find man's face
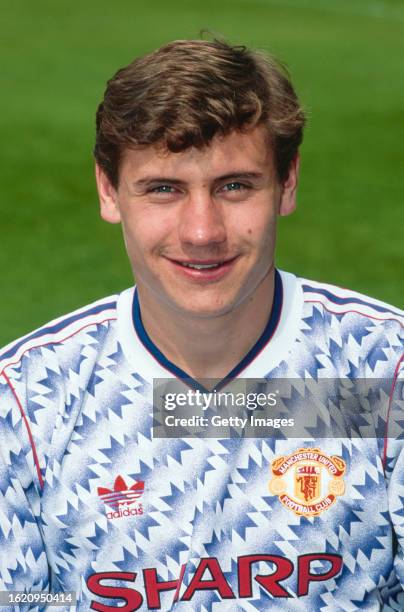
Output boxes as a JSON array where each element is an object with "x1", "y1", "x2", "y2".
[{"x1": 96, "y1": 126, "x2": 298, "y2": 319}]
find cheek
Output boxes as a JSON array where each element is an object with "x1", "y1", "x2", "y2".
[
  {"x1": 122, "y1": 212, "x2": 170, "y2": 251},
  {"x1": 232, "y1": 194, "x2": 278, "y2": 236},
  {"x1": 237, "y1": 209, "x2": 276, "y2": 246}
]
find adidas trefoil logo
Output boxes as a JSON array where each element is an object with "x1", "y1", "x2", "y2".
[{"x1": 98, "y1": 475, "x2": 144, "y2": 520}]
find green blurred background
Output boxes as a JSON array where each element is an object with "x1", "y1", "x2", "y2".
[{"x1": 1, "y1": 0, "x2": 403, "y2": 345}]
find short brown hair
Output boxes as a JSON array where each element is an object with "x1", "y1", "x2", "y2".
[{"x1": 94, "y1": 39, "x2": 306, "y2": 187}]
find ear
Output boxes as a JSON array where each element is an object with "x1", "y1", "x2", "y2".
[
  {"x1": 95, "y1": 164, "x2": 122, "y2": 224},
  {"x1": 279, "y1": 154, "x2": 300, "y2": 217}
]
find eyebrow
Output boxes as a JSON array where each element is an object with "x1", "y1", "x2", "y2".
[
  {"x1": 215, "y1": 172, "x2": 264, "y2": 182},
  {"x1": 133, "y1": 172, "x2": 264, "y2": 189}
]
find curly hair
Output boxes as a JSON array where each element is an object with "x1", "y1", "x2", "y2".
[{"x1": 94, "y1": 39, "x2": 306, "y2": 187}]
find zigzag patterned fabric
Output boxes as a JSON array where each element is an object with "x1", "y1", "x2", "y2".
[{"x1": 0, "y1": 270, "x2": 403, "y2": 611}]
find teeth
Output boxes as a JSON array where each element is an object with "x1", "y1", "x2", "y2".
[{"x1": 181, "y1": 262, "x2": 221, "y2": 269}]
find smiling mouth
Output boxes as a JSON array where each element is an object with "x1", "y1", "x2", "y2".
[
  {"x1": 164, "y1": 256, "x2": 239, "y2": 279},
  {"x1": 170, "y1": 257, "x2": 237, "y2": 269},
  {"x1": 180, "y1": 262, "x2": 222, "y2": 270}
]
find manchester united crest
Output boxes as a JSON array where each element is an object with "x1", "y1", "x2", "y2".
[{"x1": 268, "y1": 448, "x2": 346, "y2": 516}]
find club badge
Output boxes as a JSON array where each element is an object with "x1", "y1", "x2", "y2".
[{"x1": 268, "y1": 448, "x2": 346, "y2": 516}]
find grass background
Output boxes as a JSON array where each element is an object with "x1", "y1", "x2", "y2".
[{"x1": 1, "y1": 0, "x2": 403, "y2": 345}]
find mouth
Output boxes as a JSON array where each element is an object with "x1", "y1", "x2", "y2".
[
  {"x1": 179, "y1": 261, "x2": 224, "y2": 270},
  {"x1": 166, "y1": 256, "x2": 239, "y2": 281}
]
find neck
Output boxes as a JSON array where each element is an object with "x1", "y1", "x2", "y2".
[{"x1": 136, "y1": 269, "x2": 277, "y2": 379}]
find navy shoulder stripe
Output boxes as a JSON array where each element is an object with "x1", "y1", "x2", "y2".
[
  {"x1": 302, "y1": 284, "x2": 403, "y2": 319},
  {"x1": 0, "y1": 300, "x2": 117, "y2": 362}
]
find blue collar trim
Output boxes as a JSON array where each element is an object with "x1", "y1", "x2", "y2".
[{"x1": 132, "y1": 269, "x2": 283, "y2": 390}]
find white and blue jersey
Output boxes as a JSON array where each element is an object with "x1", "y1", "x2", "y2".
[{"x1": 0, "y1": 270, "x2": 403, "y2": 611}]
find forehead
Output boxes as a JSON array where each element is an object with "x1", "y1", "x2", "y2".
[{"x1": 119, "y1": 126, "x2": 274, "y2": 183}]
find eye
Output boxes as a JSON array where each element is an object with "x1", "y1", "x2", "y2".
[
  {"x1": 150, "y1": 185, "x2": 176, "y2": 193},
  {"x1": 222, "y1": 182, "x2": 245, "y2": 191},
  {"x1": 219, "y1": 181, "x2": 252, "y2": 199}
]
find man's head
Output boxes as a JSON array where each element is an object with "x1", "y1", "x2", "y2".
[
  {"x1": 95, "y1": 40, "x2": 305, "y2": 322},
  {"x1": 94, "y1": 38, "x2": 305, "y2": 189}
]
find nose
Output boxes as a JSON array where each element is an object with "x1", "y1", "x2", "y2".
[{"x1": 178, "y1": 190, "x2": 227, "y2": 248}]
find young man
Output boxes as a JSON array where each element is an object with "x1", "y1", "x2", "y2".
[{"x1": 0, "y1": 39, "x2": 403, "y2": 610}]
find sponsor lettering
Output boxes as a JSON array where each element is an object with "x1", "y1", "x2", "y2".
[{"x1": 87, "y1": 553, "x2": 342, "y2": 609}]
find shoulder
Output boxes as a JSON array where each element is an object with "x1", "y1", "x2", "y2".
[
  {"x1": 298, "y1": 275, "x2": 404, "y2": 328},
  {"x1": 0, "y1": 293, "x2": 120, "y2": 376},
  {"x1": 288, "y1": 273, "x2": 403, "y2": 377}
]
